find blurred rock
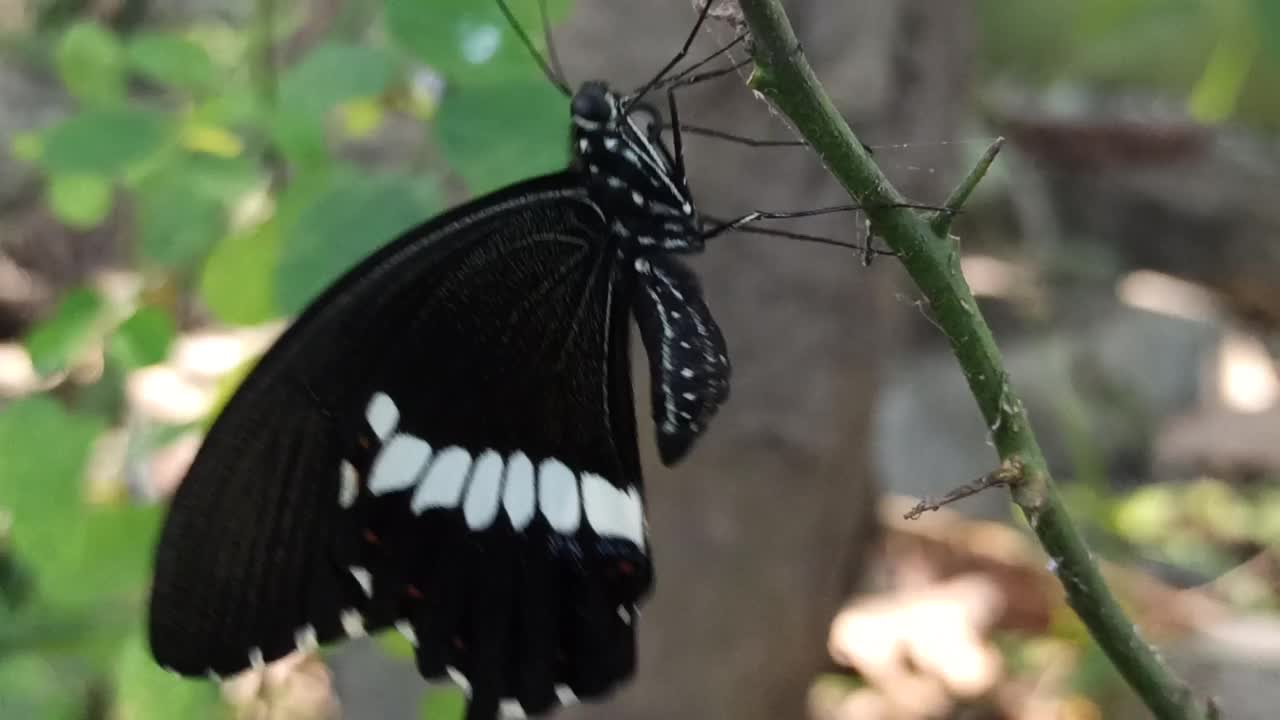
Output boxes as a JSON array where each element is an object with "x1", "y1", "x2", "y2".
[{"x1": 876, "y1": 305, "x2": 1218, "y2": 519}]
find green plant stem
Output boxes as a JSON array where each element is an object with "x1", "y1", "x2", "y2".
[{"x1": 734, "y1": 2, "x2": 1210, "y2": 719}]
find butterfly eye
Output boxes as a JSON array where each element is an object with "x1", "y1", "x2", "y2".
[{"x1": 571, "y1": 82, "x2": 615, "y2": 123}]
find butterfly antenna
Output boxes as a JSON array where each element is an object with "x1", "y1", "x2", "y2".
[
  {"x1": 662, "y1": 123, "x2": 806, "y2": 147},
  {"x1": 537, "y1": 0, "x2": 570, "y2": 91},
  {"x1": 627, "y1": 0, "x2": 718, "y2": 107},
  {"x1": 496, "y1": 0, "x2": 571, "y2": 96},
  {"x1": 701, "y1": 213, "x2": 895, "y2": 256}
]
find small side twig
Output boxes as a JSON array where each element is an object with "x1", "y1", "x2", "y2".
[
  {"x1": 903, "y1": 458, "x2": 1024, "y2": 520},
  {"x1": 929, "y1": 137, "x2": 1004, "y2": 238}
]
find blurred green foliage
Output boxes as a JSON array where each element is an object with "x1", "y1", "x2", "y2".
[
  {"x1": 979, "y1": 0, "x2": 1280, "y2": 126},
  {"x1": 3, "y1": 1, "x2": 571, "y2": 718}
]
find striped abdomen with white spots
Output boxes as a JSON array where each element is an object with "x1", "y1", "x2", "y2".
[{"x1": 348, "y1": 391, "x2": 646, "y2": 548}]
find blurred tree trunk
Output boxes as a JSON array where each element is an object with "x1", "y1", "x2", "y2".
[{"x1": 552, "y1": 2, "x2": 974, "y2": 718}]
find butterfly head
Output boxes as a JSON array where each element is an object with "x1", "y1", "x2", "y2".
[{"x1": 570, "y1": 81, "x2": 703, "y2": 255}]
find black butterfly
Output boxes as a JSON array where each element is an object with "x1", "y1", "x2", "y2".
[{"x1": 149, "y1": 3, "x2": 743, "y2": 719}]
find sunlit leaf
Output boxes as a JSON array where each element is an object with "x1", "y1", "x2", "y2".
[
  {"x1": 435, "y1": 79, "x2": 566, "y2": 193},
  {"x1": 55, "y1": 21, "x2": 125, "y2": 105},
  {"x1": 200, "y1": 220, "x2": 281, "y2": 326},
  {"x1": 180, "y1": 123, "x2": 245, "y2": 158},
  {"x1": 110, "y1": 306, "x2": 176, "y2": 369},
  {"x1": 24, "y1": 288, "x2": 108, "y2": 376},
  {"x1": 47, "y1": 173, "x2": 113, "y2": 230},
  {"x1": 275, "y1": 172, "x2": 437, "y2": 313},
  {"x1": 127, "y1": 32, "x2": 217, "y2": 92},
  {"x1": 41, "y1": 108, "x2": 171, "y2": 176}
]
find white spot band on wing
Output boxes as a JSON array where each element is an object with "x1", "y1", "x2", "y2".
[
  {"x1": 462, "y1": 450, "x2": 504, "y2": 529},
  {"x1": 368, "y1": 434, "x2": 432, "y2": 495},
  {"x1": 580, "y1": 473, "x2": 645, "y2": 546},
  {"x1": 538, "y1": 458, "x2": 581, "y2": 533},
  {"x1": 411, "y1": 446, "x2": 473, "y2": 513},
  {"x1": 365, "y1": 392, "x2": 399, "y2": 440},
  {"x1": 503, "y1": 451, "x2": 537, "y2": 530}
]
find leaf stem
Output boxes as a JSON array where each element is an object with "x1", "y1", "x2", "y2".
[{"x1": 733, "y1": 2, "x2": 1212, "y2": 718}]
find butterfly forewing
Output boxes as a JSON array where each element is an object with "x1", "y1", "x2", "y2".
[{"x1": 149, "y1": 175, "x2": 651, "y2": 713}]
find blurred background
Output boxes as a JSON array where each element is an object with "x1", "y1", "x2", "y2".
[{"x1": 1, "y1": 0, "x2": 1278, "y2": 718}]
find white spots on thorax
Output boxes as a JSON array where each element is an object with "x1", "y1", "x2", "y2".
[
  {"x1": 410, "y1": 445, "x2": 472, "y2": 513},
  {"x1": 538, "y1": 458, "x2": 581, "y2": 533},
  {"x1": 578, "y1": 137, "x2": 590, "y2": 153},
  {"x1": 295, "y1": 624, "x2": 319, "y2": 652},
  {"x1": 338, "y1": 460, "x2": 359, "y2": 508},
  {"x1": 369, "y1": 434, "x2": 432, "y2": 495},
  {"x1": 340, "y1": 608, "x2": 366, "y2": 638},
  {"x1": 349, "y1": 565, "x2": 373, "y2": 598},
  {"x1": 634, "y1": 258, "x2": 651, "y2": 273},
  {"x1": 462, "y1": 450, "x2": 504, "y2": 530},
  {"x1": 365, "y1": 392, "x2": 399, "y2": 440},
  {"x1": 604, "y1": 137, "x2": 619, "y2": 151},
  {"x1": 587, "y1": 163, "x2": 600, "y2": 174}
]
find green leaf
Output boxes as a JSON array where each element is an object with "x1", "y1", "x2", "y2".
[
  {"x1": 280, "y1": 43, "x2": 397, "y2": 116},
  {"x1": 127, "y1": 33, "x2": 217, "y2": 92},
  {"x1": 55, "y1": 21, "x2": 125, "y2": 105},
  {"x1": 0, "y1": 653, "x2": 86, "y2": 720},
  {"x1": 435, "y1": 79, "x2": 566, "y2": 193},
  {"x1": 41, "y1": 108, "x2": 171, "y2": 176},
  {"x1": 200, "y1": 220, "x2": 282, "y2": 325},
  {"x1": 1256, "y1": 0, "x2": 1280, "y2": 60},
  {"x1": 269, "y1": 110, "x2": 332, "y2": 173},
  {"x1": 47, "y1": 173, "x2": 113, "y2": 230},
  {"x1": 275, "y1": 172, "x2": 438, "y2": 314},
  {"x1": 420, "y1": 686, "x2": 467, "y2": 720},
  {"x1": 0, "y1": 397, "x2": 105, "y2": 599},
  {"x1": 112, "y1": 630, "x2": 225, "y2": 720},
  {"x1": 134, "y1": 178, "x2": 227, "y2": 269},
  {"x1": 69, "y1": 503, "x2": 165, "y2": 610},
  {"x1": 24, "y1": 288, "x2": 108, "y2": 376},
  {"x1": 110, "y1": 306, "x2": 176, "y2": 369},
  {"x1": 385, "y1": 0, "x2": 572, "y2": 83},
  {"x1": 376, "y1": 626, "x2": 416, "y2": 660}
]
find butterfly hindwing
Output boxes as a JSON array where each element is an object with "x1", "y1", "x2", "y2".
[
  {"x1": 633, "y1": 254, "x2": 731, "y2": 465},
  {"x1": 149, "y1": 174, "x2": 652, "y2": 714}
]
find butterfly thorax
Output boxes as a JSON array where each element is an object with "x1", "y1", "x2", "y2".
[{"x1": 569, "y1": 81, "x2": 703, "y2": 255}]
